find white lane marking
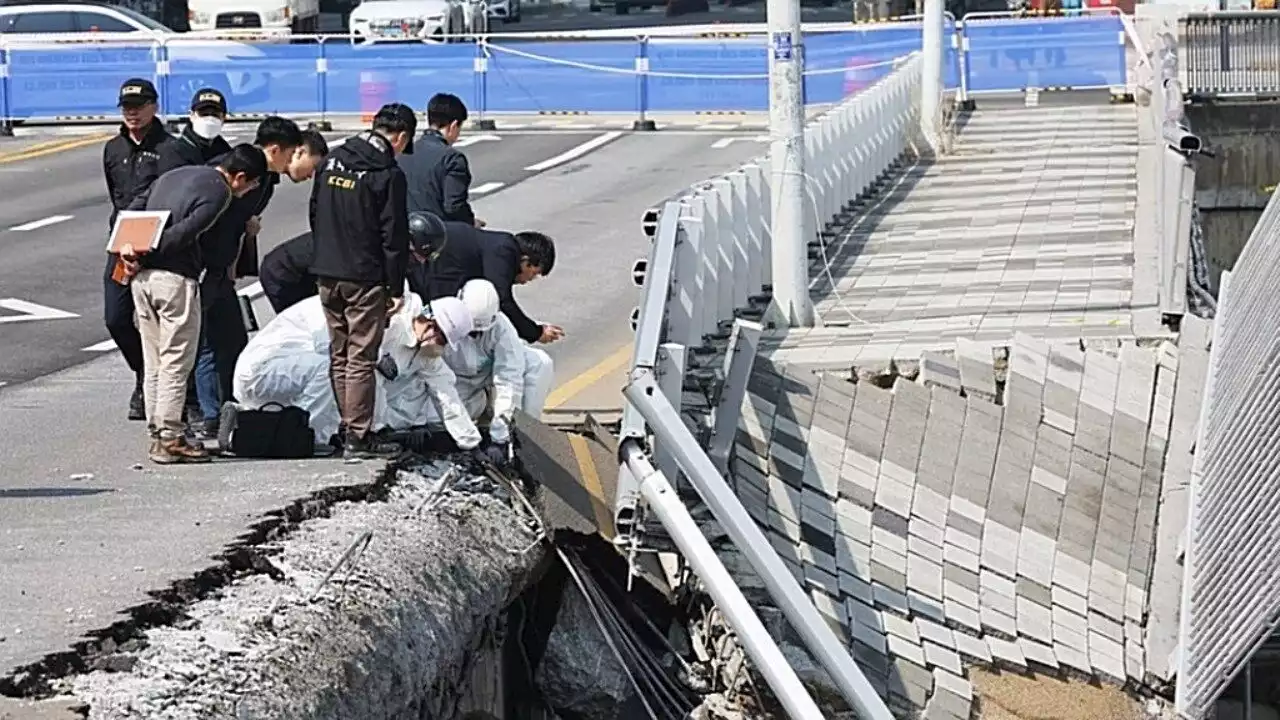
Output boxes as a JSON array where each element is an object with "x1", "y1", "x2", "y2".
[
  {"x1": 472, "y1": 181, "x2": 505, "y2": 195},
  {"x1": 0, "y1": 298, "x2": 78, "y2": 324},
  {"x1": 711, "y1": 135, "x2": 770, "y2": 149},
  {"x1": 697, "y1": 123, "x2": 740, "y2": 130},
  {"x1": 524, "y1": 131, "x2": 623, "y2": 172},
  {"x1": 454, "y1": 134, "x2": 500, "y2": 147},
  {"x1": 9, "y1": 215, "x2": 73, "y2": 232},
  {"x1": 82, "y1": 340, "x2": 116, "y2": 352},
  {"x1": 711, "y1": 138, "x2": 735, "y2": 149}
]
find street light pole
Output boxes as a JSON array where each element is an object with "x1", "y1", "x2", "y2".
[
  {"x1": 921, "y1": 0, "x2": 945, "y2": 150},
  {"x1": 766, "y1": 0, "x2": 815, "y2": 327}
]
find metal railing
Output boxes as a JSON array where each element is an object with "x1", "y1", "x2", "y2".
[
  {"x1": 1182, "y1": 11, "x2": 1280, "y2": 98},
  {"x1": 1176, "y1": 171, "x2": 1280, "y2": 720},
  {"x1": 0, "y1": 13, "x2": 1127, "y2": 130}
]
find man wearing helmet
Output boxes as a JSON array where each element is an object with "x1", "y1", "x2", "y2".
[{"x1": 440, "y1": 279, "x2": 527, "y2": 466}]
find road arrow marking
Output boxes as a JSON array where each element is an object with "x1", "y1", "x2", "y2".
[{"x1": 0, "y1": 298, "x2": 77, "y2": 324}]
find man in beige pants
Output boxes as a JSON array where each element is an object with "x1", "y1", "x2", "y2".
[{"x1": 124, "y1": 145, "x2": 269, "y2": 464}]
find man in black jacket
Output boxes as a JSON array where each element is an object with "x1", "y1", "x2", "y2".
[
  {"x1": 308, "y1": 103, "x2": 414, "y2": 459},
  {"x1": 156, "y1": 88, "x2": 231, "y2": 176},
  {"x1": 120, "y1": 145, "x2": 268, "y2": 464},
  {"x1": 409, "y1": 221, "x2": 559, "y2": 345},
  {"x1": 103, "y1": 78, "x2": 171, "y2": 421},
  {"x1": 399, "y1": 93, "x2": 483, "y2": 227}
]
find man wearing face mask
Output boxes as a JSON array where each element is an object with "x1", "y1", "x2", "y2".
[
  {"x1": 187, "y1": 123, "x2": 321, "y2": 442},
  {"x1": 119, "y1": 145, "x2": 268, "y2": 464},
  {"x1": 309, "y1": 103, "x2": 414, "y2": 459},
  {"x1": 156, "y1": 88, "x2": 231, "y2": 176},
  {"x1": 103, "y1": 78, "x2": 169, "y2": 422}
]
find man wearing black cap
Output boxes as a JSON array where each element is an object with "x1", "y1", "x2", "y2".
[
  {"x1": 103, "y1": 77, "x2": 172, "y2": 422},
  {"x1": 156, "y1": 88, "x2": 231, "y2": 175},
  {"x1": 308, "y1": 102, "x2": 415, "y2": 458}
]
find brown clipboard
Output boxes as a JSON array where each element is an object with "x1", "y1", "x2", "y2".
[{"x1": 107, "y1": 211, "x2": 169, "y2": 285}]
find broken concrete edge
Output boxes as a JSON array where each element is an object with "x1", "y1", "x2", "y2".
[
  {"x1": 0, "y1": 457, "x2": 397, "y2": 699},
  {"x1": 63, "y1": 462, "x2": 551, "y2": 718}
]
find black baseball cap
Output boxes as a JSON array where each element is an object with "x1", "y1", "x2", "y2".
[
  {"x1": 118, "y1": 78, "x2": 158, "y2": 107},
  {"x1": 372, "y1": 103, "x2": 417, "y2": 155},
  {"x1": 190, "y1": 88, "x2": 227, "y2": 115}
]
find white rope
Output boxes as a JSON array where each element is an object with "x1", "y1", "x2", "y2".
[{"x1": 482, "y1": 41, "x2": 904, "y2": 81}]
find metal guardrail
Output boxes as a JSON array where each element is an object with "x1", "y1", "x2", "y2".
[
  {"x1": 0, "y1": 14, "x2": 1126, "y2": 129},
  {"x1": 1176, "y1": 177, "x2": 1280, "y2": 720},
  {"x1": 1182, "y1": 11, "x2": 1280, "y2": 97}
]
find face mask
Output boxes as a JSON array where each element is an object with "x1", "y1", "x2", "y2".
[{"x1": 189, "y1": 115, "x2": 223, "y2": 140}]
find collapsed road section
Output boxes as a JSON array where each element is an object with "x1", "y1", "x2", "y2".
[{"x1": 0, "y1": 417, "x2": 776, "y2": 720}]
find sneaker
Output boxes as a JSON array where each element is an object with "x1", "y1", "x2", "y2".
[
  {"x1": 128, "y1": 379, "x2": 146, "y2": 422},
  {"x1": 343, "y1": 435, "x2": 402, "y2": 460},
  {"x1": 188, "y1": 418, "x2": 220, "y2": 444},
  {"x1": 149, "y1": 436, "x2": 211, "y2": 464},
  {"x1": 217, "y1": 402, "x2": 239, "y2": 451}
]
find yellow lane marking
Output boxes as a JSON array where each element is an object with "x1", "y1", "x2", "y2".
[
  {"x1": 0, "y1": 133, "x2": 113, "y2": 165},
  {"x1": 544, "y1": 342, "x2": 633, "y2": 409},
  {"x1": 567, "y1": 432, "x2": 616, "y2": 540}
]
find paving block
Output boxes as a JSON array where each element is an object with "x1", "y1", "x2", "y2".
[
  {"x1": 883, "y1": 610, "x2": 921, "y2": 643},
  {"x1": 872, "y1": 537, "x2": 910, "y2": 575},
  {"x1": 950, "y1": 493, "x2": 987, "y2": 526},
  {"x1": 835, "y1": 533, "x2": 872, "y2": 580},
  {"x1": 1089, "y1": 630, "x2": 1126, "y2": 682},
  {"x1": 944, "y1": 577, "x2": 980, "y2": 612},
  {"x1": 1052, "y1": 605, "x2": 1089, "y2": 640},
  {"x1": 911, "y1": 516, "x2": 947, "y2": 551},
  {"x1": 1015, "y1": 577, "x2": 1054, "y2": 610},
  {"x1": 945, "y1": 598, "x2": 982, "y2": 633},
  {"x1": 872, "y1": 561, "x2": 909, "y2": 595},
  {"x1": 810, "y1": 586, "x2": 845, "y2": 626},
  {"x1": 944, "y1": 525, "x2": 982, "y2": 556},
  {"x1": 907, "y1": 551, "x2": 945, "y2": 602},
  {"x1": 1054, "y1": 642, "x2": 1093, "y2": 674},
  {"x1": 873, "y1": 523, "x2": 910, "y2": 558},
  {"x1": 875, "y1": 583, "x2": 911, "y2": 615},
  {"x1": 956, "y1": 337, "x2": 999, "y2": 397},
  {"x1": 944, "y1": 544, "x2": 982, "y2": 575},
  {"x1": 913, "y1": 484, "x2": 950, "y2": 530},
  {"x1": 921, "y1": 351, "x2": 963, "y2": 393},
  {"x1": 953, "y1": 629, "x2": 993, "y2": 663},
  {"x1": 980, "y1": 605, "x2": 1018, "y2": 638},
  {"x1": 980, "y1": 569, "x2": 1018, "y2": 617},
  {"x1": 875, "y1": 474, "x2": 916, "y2": 520},
  {"x1": 980, "y1": 521, "x2": 1020, "y2": 579},
  {"x1": 1020, "y1": 638, "x2": 1060, "y2": 670},
  {"x1": 1088, "y1": 610, "x2": 1124, "y2": 644},
  {"x1": 849, "y1": 596, "x2": 885, "y2": 631},
  {"x1": 802, "y1": 455, "x2": 842, "y2": 499},
  {"x1": 839, "y1": 571, "x2": 875, "y2": 606},
  {"x1": 1053, "y1": 552, "x2": 1091, "y2": 592},
  {"x1": 851, "y1": 637, "x2": 890, "y2": 678},
  {"x1": 916, "y1": 616, "x2": 956, "y2": 649},
  {"x1": 910, "y1": 590, "x2": 947, "y2": 623},
  {"x1": 924, "y1": 641, "x2": 964, "y2": 675},
  {"x1": 1016, "y1": 595, "x2": 1054, "y2": 644},
  {"x1": 836, "y1": 498, "x2": 873, "y2": 542},
  {"x1": 1017, "y1": 527, "x2": 1057, "y2": 588},
  {"x1": 883, "y1": 377, "x2": 931, "y2": 476},
  {"x1": 887, "y1": 633, "x2": 928, "y2": 668},
  {"x1": 988, "y1": 636, "x2": 1028, "y2": 667}
]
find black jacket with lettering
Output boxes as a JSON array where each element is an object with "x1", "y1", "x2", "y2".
[
  {"x1": 398, "y1": 129, "x2": 476, "y2": 226},
  {"x1": 156, "y1": 126, "x2": 231, "y2": 176},
  {"x1": 408, "y1": 221, "x2": 541, "y2": 343},
  {"x1": 128, "y1": 165, "x2": 234, "y2": 280},
  {"x1": 103, "y1": 120, "x2": 172, "y2": 233},
  {"x1": 308, "y1": 132, "x2": 409, "y2": 297}
]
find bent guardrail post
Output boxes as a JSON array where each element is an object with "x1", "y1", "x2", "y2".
[
  {"x1": 618, "y1": 202, "x2": 683, "y2": 543},
  {"x1": 619, "y1": 440, "x2": 826, "y2": 720},
  {"x1": 623, "y1": 370, "x2": 895, "y2": 720},
  {"x1": 653, "y1": 343, "x2": 687, "y2": 489},
  {"x1": 707, "y1": 319, "x2": 763, "y2": 476}
]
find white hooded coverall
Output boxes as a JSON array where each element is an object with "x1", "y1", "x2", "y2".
[
  {"x1": 232, "y1": 292, "x2": 482, "y2": 449},
  {"x1": 441, "y1": 312, "x2": 525, "y2": 443}
]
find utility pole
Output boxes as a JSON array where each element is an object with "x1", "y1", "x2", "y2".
[
  {"x1": 766, "y1": 0, "x2": 815, "y2": 327},
  {"x1": 920, "y1": 0, "x2": 945, "y2": 151}
]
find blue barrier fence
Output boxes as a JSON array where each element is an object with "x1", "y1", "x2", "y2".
[{"x1": 0, "y1": 15, "x2": 1124, "y2": 122}]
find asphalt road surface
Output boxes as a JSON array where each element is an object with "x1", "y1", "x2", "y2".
[
  {"x1": 0, "y1": 123, "x2": 769, "y2": 674},
  {"x1": 512, "y1": 1, "x2": 854, "y2": 32},
  {"x1": 0, "y1": 125, "x2": 769, "y2": 387}
]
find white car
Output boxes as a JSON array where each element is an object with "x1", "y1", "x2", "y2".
[
  {"x1": 348, "y1": 0, "x2": 482, "y2": 42},
  {"x1": 0, "y1": 3, "x2": 271, "y2": 120}
]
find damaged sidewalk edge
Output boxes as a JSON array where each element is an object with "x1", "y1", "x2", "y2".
[{"x1": 1, "y1": 457, "x2": 415, "y2": 700}]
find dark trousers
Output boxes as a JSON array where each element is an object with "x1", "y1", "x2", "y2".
[
  {"x1": 317, "y1": 279, "x2": 388, "y2": 441},
  {"x1": 192, "y1": 282, "x2": 249, "y2": 421},
  {"x1": 102, "y1": 253, "x2": 144, "y2": 376}
]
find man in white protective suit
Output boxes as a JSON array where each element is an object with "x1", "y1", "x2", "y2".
[
  {"x1": 434, "y1": 279, "x2": 530, "y2": 466},
  {"x1": 230, "y1": 289, "x2": 483, "y2": 457}
]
